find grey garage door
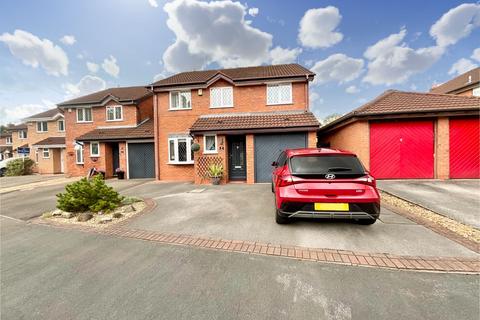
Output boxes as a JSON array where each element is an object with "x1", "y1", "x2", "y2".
[
  {"x1": 128, "y1": 143, "x2": 155, "y2": 179},
  {"x1": 254, "y1": 133, "x2": 306, "y2": 183}
]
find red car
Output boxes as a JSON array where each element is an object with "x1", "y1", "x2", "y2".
[{"x1": 272, "y1": 148, "x2": 380, "y2": 225}]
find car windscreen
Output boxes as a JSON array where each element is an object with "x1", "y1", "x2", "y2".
[{"x1": 289, "y1": 155, "x2": 366, "y2": 177}]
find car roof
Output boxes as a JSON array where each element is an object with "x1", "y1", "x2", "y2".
[{"x1": 285, "y1": 148, "x2": 356, "y2": 157}]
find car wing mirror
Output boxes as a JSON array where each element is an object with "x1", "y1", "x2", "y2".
[{"x1": 271, "y1": 161, "x2": 278, "y2": 167}]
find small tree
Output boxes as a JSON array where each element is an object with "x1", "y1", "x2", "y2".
[
  {"x1": 6, "y1": 158, "x2": 35, "y2": 176},
  {"x1": 56, "y1": 175, "x2": 123, "y2": 213}
]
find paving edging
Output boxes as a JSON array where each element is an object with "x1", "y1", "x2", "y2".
[{"x1": 29, "y1": 198, "x2": 479, "y2": 274}]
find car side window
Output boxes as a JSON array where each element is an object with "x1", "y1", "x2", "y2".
[{"x1": 277, "y1": 152, "x2": 287, "y2": 167}]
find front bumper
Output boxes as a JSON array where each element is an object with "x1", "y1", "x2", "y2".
[{"x1": 278, "y1": 202, "x2": 380, "y2": 220}]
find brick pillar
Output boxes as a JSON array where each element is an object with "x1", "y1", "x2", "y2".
[
  {"x1": 246, "y1": 134, "x2": 255, "y2": 184},
  {"x1": 307, "y1": 131, "x2": 317, "y2": 148},
  {"x1": 436, "y1": 117, "x2": 450, "y2": 179}
]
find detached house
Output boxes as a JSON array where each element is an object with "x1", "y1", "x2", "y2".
[
  {"x1": 150, "y1": 64, "x2": 319, "y2": 184},
  {"x1": 22, "y1": 108, "x2": 66, "y2": 174},
  {"x1": 57, "y1": 87, "x2": 153, "y2": 179}
]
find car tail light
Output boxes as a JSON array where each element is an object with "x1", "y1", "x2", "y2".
[
  {"x1": 357, "y1": 174, "x2": 376, "y2": 187},
  {"x1": 278, "y1": 174, "x2": 294, "y2": 187}
]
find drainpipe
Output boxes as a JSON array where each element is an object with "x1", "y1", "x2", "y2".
[{"x1": 151, "y1": 86, "x2": 160, "y2": 180}]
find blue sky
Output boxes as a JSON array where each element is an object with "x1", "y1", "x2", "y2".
[{"x1": 0, "y1": 0, "x2": 479, "y2": 125}]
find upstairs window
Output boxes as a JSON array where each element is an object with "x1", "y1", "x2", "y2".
[
  {"x1": 106, "y1": 105, "x2": 123, "y2": 121},
  {"x1": 77, "y1": 108, "x2": 92, "y2": 123},
  {"x1": 210, "y1": 87, "x2": 233, "y2": 108},
  {"x1": 170, "y1": 91, "x2": 191, "y2": 110},
  {"x1": 37, "y1": 121, "x2": 48, "y2": 132},
  {"x1": 267, "y1": 83, "x2": 292, "y2": 105},
  {"x1": 473, "y1": 87, "x2": 480, "y2": 97},
  {"x1": 168, "y1": 136, "x2": 194, "y2": 164},
  {"x1": 57, "y1": 119, "x2": 65, "y2": 132},
  {"x1": 6, "y1": 136, "x2": 12, "y2": 144},
  {"x1": 18, "y1": 130, "x2": 27, "y2": 139}
]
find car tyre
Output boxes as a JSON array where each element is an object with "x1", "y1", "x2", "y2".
[
  {"x1": 357, "y1": 218, "x2": 377, "y2": 225},
  {"x1": 275, "y1": 210, "x2": 291, "y2": 224},
  {"x1": 271, "y1": 182, "x2": 275, "y2": 193}
]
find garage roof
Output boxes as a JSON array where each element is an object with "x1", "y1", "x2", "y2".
[
  {"x1": 76, "y1": 119, "x2": 154, "y2": 141},
  {"x1": 190, "y1": 111, "x2": 319, "y2": 134},
  {"x1": 320, "y1": 90, "x2": 480, "y2": 132}
]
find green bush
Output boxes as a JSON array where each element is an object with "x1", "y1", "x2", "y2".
[
  {"x1": 5, "y1": 158, "x2": 35, "y2": 176},
  {"x1": 56, "y1": 175, "x2": 124, "y2": 213}
]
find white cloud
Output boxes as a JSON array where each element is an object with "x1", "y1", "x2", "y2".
[
  {"x1": 0, "y1": 103, "x2": 51, "y2": 125},
  {"x1": 309, "y1": 92, "x2": 323, "y2": 105},
  {"x1": 448, "y1": 58, "x2": 478, "y2": 76},
  {"x1": 86, "y1": 61, "x2": 99, "y2": 73},
  {"x1": 471, "y1": 48, "x2": 480, "y2": 62},
  {"x1": 77, "y1": 53, "x2": 84, "y2": 60},
  {"x1": 162, "y1": 0, "x2": 272, "y2": 72},
  {"x1": 63, "y1": 75, "x2": 106, "y2": 99},
  {"x1": 298, "y1": 6, "x2": 343, "y2": 48},
  {"x1": 311, "y1": 53, "x2": 364, "y2": 85},
  {"x1": 248, "y1": 7, "x2": 259, "y2": 17},
  {"x1": 102, "y1": 55, "x2": 120, "y2": 77},
  {"x1": 153, "y1": 70, "x2": 171, "y2": 82},
  {"x1": 363, "y1": 28, "x2": 444, "y2": 85},
  {"x1": 60, "y1": 35, "x2": 76, "y2": 45},
  {"x1": 148, "y1": 0, "x2": 158, "y2": 8},
  {"x1": 345, "y1": 85, "x2": 359, "y2": 94},
  {"x1": 0, "y1": 29, "x2": 68, "y2": 76},
  {"x1": 430, "y1": 3, "x2": 480, "y2": 47},
  {"x1": 269, "y1": 46, "x2": 302, "y2": 65}
]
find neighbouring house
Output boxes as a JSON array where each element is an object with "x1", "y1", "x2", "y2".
[
  {"x1": 23, "y1": 108, "x2": 66, "y2": 174},
  {"x1": 0, "y1": 132, "x2": 13, "y2": 160},
  {"x1": 318, "y1": 90, "x2": 480, "y2": 179},
  {"x1": 150, "y1": 63, "x2": 319, "y2": 184},
  {"x1": 5, "y1": 123, "x2": 29, "y2": 157},
  {"x1": 430, "y1": 67, "x2": 480, "y2": 96},
  {"x1": 57, "y1": 87, "x2": 153, "y2": 179}
]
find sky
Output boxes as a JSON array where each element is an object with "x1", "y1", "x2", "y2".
[{"x1": 0, "y1": 0, "x2": 479, "y2": 125}]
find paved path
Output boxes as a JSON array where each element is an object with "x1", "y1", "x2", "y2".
[
  {"x1": 378, "y1": 180, "x2": 480, "y2": 228},
  {"x1": 1, "y1": 217, "x2": 478, "y2": 320}
]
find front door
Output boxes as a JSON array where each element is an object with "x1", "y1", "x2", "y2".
[
  {"x1": 111, "y1": 143, "x2": 120, "y2": 175},
  {"x1": 228, "y1": 136, "x2": 246, "y2": 180}
]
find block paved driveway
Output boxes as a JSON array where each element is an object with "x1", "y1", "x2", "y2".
[{"x1": 124, "y1": 182, "x2": 478, "y2": 258}]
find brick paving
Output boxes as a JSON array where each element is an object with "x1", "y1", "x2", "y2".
[{"x1": 30, "y1": 198, "x2": 479, "y2": 274}]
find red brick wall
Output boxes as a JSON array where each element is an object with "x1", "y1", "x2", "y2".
[
  {"x1": 435, "y1": 117, "x2": 449, "y2": 179},
  {"x1": 156, "y1": 79, "x2": 309, "y2": 181}
]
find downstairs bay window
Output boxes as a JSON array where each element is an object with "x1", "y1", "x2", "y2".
[{"x1": 168, "y1": 136, "x2": 194, "y2": 164}]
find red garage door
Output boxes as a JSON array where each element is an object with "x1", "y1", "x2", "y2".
[
  {"x1": 449, "y1": 118, "x2": 480, "y2": 179},
  {"x1": 370, "y1": 121, "x2": 434, "y2": 179}
]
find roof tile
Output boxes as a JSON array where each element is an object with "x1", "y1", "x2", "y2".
[
  {"x1": 430, "y1": 67, "x2": 480, "y2": 94},
  {"x1": 76, "y1": 119, "x2": 154, "y2": 141},
  {"x1": 32, "y1": 137, "x2": 66, "y2": 146},
  {"x1": 58, "y1": 86, "x2": 152, "y2": 106}
]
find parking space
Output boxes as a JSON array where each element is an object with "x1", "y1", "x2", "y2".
[
  {"x1": 126, "y1": 183, "x2": 477, "y2": 258},
  {"x1": 378, "y1": 180, "x2": 480, "y2": 228}
]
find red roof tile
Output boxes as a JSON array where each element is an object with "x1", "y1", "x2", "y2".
[
  {"x1": 58, "y1": 86, "x2": 152, "y2": 106},
  {"x1": 32, "y1": 137, "x2": 66, "y2": 147},
  {"x1": 190, "y1": 111, "x2": 319, "y2": 133},
  {"x1": 76, "y1": 119, "x2": 154, "y2": 141},
  {"x1": 24, "y1": 108, "x2": 63, "y2": 120}
]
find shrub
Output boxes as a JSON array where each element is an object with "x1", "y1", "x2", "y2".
[
  {"x1": 56, "y1": 175, "x2": 124, "y2": 213},
  {"x1": 6, "y1": 158, "x2": 35, "y2": 176},
  {"x1": 121, "y1": 196, "x2": 142, "y2": 205},
  {"x1": 207, "y1": 163, "x2": 223, "y2": 178}
]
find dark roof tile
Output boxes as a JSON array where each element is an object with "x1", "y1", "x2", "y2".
[
  {"x1": 430, "y1": 67, "x2": 480, "y2": 94},
  {"x1": 32, "y1": 137, "x2": 66, "y2": 146},
  {"x1": 58, "y1": 86, "x2": 152, "y2": 106},
  {"x1": 76, "y1": 119, "x2": 154, "y2": 141}
]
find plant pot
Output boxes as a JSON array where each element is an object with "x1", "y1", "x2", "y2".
[
  {"x1": 211, "y1": 176, "x2": 221, "y2": 185},
  {"x1": 117, "y1": 171, "x2": 125, "y2": 179}
]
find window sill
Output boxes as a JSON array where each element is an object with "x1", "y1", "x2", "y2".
[
  {"x1": 168, "y1": 161, "x2": 194, "y2": 165},
  {"x1": 203, "y1": 151, "x2": 218, "y2": 154},
  {"x1": 266, "y1": 102, "x2": 293, "y2": 106},
  {"x1": 90, "y1": 155, "x2": 100, "y2": 158},
  {"x1": 106, "y1": 119, "x2": 123, "y2": 122},
  {"x1": 76, "y1": 162, "x2": 84, "y2": 165},
  {"x1": 77, "y1": 121, "x2": 93, "y2": 123},
  {"x1": 210, "y1": 106, "x2": 233, "y2": 109},
  {"x1": 168, "y1": 108, "x2": 192, "y2": 111}
]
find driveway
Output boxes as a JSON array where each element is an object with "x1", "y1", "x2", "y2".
[
  {"x1": 1, "y1": 217, "x2": 478, "y2": 320},
  {"x1": 126, "y1": 183, "x2": 477, "y2": 258},
  {"x1": 378, "y1": 180, "x2": 480, "y2": 228},
  {"x1": 0, "y1": 174, "x2": 65, "y2": 188}
]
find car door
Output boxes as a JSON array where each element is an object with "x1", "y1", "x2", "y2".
[{"x1": 272, "y1": 151, "x2": 287, "y2": 186}]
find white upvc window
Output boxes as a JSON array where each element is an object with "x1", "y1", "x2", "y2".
[
  {"x1": 168, "y1": 136, "x2": 194, "y2": 164},
  {"x1": 90, "y1": 141, "x2": 100, "y2": 157},
  {"x1": 37, "y1": 121, "x2": 48, "y2": 132},
  {"x1": 267, "y1": 83, "x2": 292, "y2": 105},
  {"x1": 210, "y1": 87, "x2": 233, "y2": 108},
  {"x1": 106, "y1": 105, "x2": 123, "y2": 121},
  {"x1": 473, "y1": 87, "x2": 480, "y2": 97},
  {"x1": 42, "y1": 148, "x2": 50, "y2": 159},
  {"x1": 6, "y1": 136, "x2": 12, "y2": 144},
  {"x1": 57, "y1": 119, "x2": 65, "y2": 132},
  {"x1": 169, "y1": 91, "x2": 192, "y2": 110},
  {"x1": 75, "y1": 144, "x2": 84, "y2": 164},
  {"x1": 77, "y1": 108, "x2": 93, "y2": 123},
  {"x1": 203, "y1": 134, "x2": 217, "y2": 154},
  {"x1": 18, "y1": 130, "x2": 27, "y2": 139}
]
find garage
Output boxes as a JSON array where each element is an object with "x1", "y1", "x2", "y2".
[
  {"x1": 370, "y1": 120, "x2": 434, "y2": 179},
  {"x1": 128, "y1": 142, "x2": 155, "y2": 179},
  {"x1": 254, "y1": 133, "x2": 306, "y2": 182},
  {"x1": 449, "y1": 118, "x2": 480, "y2": 179}
]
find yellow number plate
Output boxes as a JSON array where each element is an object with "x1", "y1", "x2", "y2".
[{"x1": 314, "y1": 203, "x2": 349, "y2": 211}]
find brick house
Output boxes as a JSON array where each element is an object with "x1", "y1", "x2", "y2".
[
  {"x1": 318, "y1": 90, "x2": 480, "y2": 179},
  {"x1": 23, "y1": 108, "x2": 66, "y2": 174},
  {"x1": 430, "y1": 67, "x2": 479, "y2": 97},
  {"x1": 0, "y1": 132, "x2": 13, "y2": 160},
  {"x1": 5, "y1": 123, "x2": 28, "y2": 157},
  {"x1": 150, "y1": 64, "x2": 319, "y2": 184},
  {"x1": 57, "y1": 87, "x2": 153, "y2": 178}
]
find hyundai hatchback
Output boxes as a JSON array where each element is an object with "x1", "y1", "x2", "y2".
[{"x1": 272, "y1": 148, "x2": 380, "y2": 224}]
